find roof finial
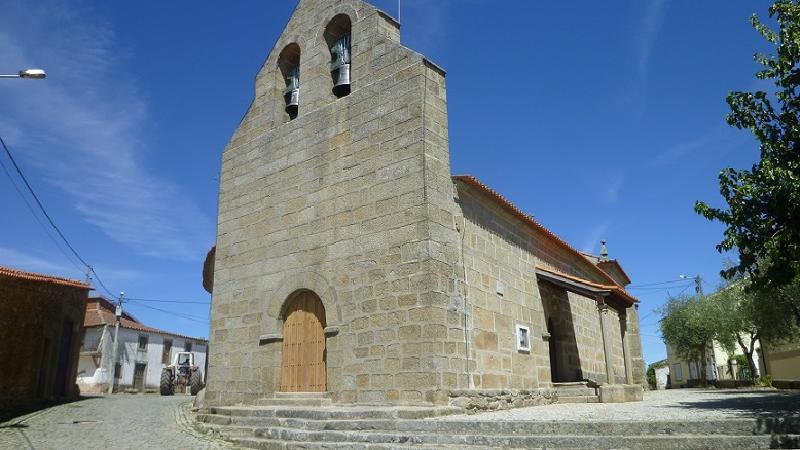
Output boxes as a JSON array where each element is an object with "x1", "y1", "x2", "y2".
[{"x1": 600, "y1": 239, "x2": 609, "y2": 262}]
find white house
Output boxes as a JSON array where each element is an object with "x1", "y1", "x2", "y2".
[{"x1": 77, "y1": 297, "x2": 208, "y2": 393}]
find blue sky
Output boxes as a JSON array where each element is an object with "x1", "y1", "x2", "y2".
[{"x1": 0, "y1": 0, "x2": 773, "y2": 365}]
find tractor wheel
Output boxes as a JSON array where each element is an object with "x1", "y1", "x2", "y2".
[
  {"x1": 190, "y1": 370, "x2": 204, "y2": 396},
  {"x1": 160, "y1": 369, "x2": 174, "y2": 396}
]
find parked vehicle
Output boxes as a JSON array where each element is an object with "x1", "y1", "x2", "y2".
[{"x1": 160, "y1": 352, "x2": 204, "y2": 396}]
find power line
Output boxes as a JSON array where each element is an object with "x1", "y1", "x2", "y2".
[
  {"x1": 0, "y1": 135, "x2": 91, "y2": 268},
  {"x1": 667, "y1": 283, "x2": 693, "y2": 299},
  {"x1": 126, "y1": 299, "x2": 210, "y2": 323},
  {"x1": 126, "y1": 297, "x2": 210, "y2": 305},
  {"x1": 0, "y1": 153, "x2": 84, "y2": 272},
  {"x1": 628, "y1": 278, "x2": 691, "y2": 288},
  {"x1": 0, "y1": 134, "x2": 121, "y2": 297},
  {"x1": 628, "y1": 282, "x2": 693, "y2": 291},
  {"x1": 90, "y1": 267, "x2": 116, "y2": 298}
]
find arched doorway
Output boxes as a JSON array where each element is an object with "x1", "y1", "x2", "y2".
[{"x1": 280, "y1": 291, "x2": 327, "y2": 392}]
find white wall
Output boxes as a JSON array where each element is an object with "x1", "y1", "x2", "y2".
[
  {"x1": 77, "y1": 325, "x2": 208, "y2": 391},
  {"x1": 654, "y1": 366, "x2": 669, "y2": 389},
  {"x1": 114, "y1": 329, "x2": 208, "y2": 389}
]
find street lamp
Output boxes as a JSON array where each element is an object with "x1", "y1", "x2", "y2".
[{"x1": 0, "y1": 69, "x2": 47, "y2": 79}]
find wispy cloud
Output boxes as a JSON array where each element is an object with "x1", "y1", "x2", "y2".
[
  {"x1": 603, "y1": 173, "x2": 625, "y2": 204},
  {"x1": 0, "y1": 247, "x2": 78, "y2": 277},
  {"x1": 0, "y1": 1, "x2": 213, "y2": 261},
  {"x1": 647, "y1": 124, "x2": 732, "y2": 167},
  {"x1": 618, "y1": 0, "x2": 668, "y2": 120},
  {"x1": 636, "y1": 0, "x2": 667, "y2": 79},
  {"x1": 401, "y1": 0, "x2": 451, "y2": 55},
  {"x1": 581, "y1": 221, "x2": 611, "y2": 254},
  {"x1": 0, "y1": 246, "x2": 144, "y2": 288}
]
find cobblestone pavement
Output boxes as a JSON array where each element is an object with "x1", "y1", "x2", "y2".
[
  {"x1": 440, "y1": 388, "x2": 800, "y2": 422},
  {"x1": 0, "y1": 394, "x2": 236, "y2": 450}
]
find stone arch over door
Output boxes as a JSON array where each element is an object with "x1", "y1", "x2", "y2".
[
  {"x1": 280, "y1": 290, "x2": 327, "y2": 392},
  {"x1": 261, "y1": 271, "x2": 341, "y2": 339}
]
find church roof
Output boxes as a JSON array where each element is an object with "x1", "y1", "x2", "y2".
[{"x1": 452, "y1": 175, "x2": 637, "y2": 305}]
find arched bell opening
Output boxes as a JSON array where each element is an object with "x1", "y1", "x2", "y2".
[
  {"x1": 324, "y1": 14, "x2": 352, "y2": 98},
  {"x1": 278, "y1": 43, "x2": 301, "y2": 120}
]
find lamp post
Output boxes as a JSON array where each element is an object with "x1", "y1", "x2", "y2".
[{"x1": 0, "y1": 69, "x2": 47, "y2": 79}]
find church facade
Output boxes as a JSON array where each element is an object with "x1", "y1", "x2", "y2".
[{"x1": 206, "y1": 0, "x2": 644, "y2": 408}]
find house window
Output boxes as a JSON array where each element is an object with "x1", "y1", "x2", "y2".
[
  {"x1": 278, "y1": 43, "x2": 301, "y2": 120},
  {"x1": 324, "y1": 14, "x2": 352, "y2": 97},
  {"x1": 185, "y1": 342, "x2": 192, "y2": 353},
  {"x1": 516, "y1": 325, "x2": 531, "y2": 352},
  {"x1": 138, "y1": 335, "x2": 148, "y2": 351},
  {"x1": 689, "y1": 361, "x2": 698, "y2": 380},
  {"x1": 672, "y1": 364, "x2": 683, "y2": 381},
  {"x1": 162, "y1": 339, "x2": 172, "y2": 365}
]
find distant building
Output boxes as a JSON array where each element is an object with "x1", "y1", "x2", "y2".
[
  {"x1": 759, "y1": 339, "x2": 800, "y2": 387},
  {"x1": 77, "y1": 297, "x2": 208, "y2": 393},
  {"x1": 663, "y1": 282, "x2": 764, "y2": 388},
  {"x1": 647, "y1": 359, "x2": 669, "y2": 390},
  {"x1": 0, "y1": 266, "x2": 89, "y2": 410}
]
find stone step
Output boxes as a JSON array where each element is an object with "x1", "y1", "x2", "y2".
[
  {"x1": 554, "y1": 387, "x2": 598, "y2": 397},
  {"x1": 197, "y1": 414, "x2": 800, "y2": 436},
  {"x1": 255, "y1": 398, "x2": 333, "y2": 407},
  {"x1": 272, "y1": 391, "x2": 332, "y2": 399},
  {"x1": 556, "y1": 395, "x2": 599, "y2": 403},
  {"x1": 208, "y1": 405, "x2": 460, "y2": 421},
  {"x1": 229, "y1": 436, "x2": 498, "y2": 450},
  {"x1": 197, "y1": 414, "x2": 800, "y2": 437},
  {"x1": 253, "y1": 427, "x2": 799, "y2": 449}
]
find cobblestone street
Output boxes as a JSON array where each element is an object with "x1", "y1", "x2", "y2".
[{"x1": 0, "y1": 395, "x2": 234, "y2": 450}]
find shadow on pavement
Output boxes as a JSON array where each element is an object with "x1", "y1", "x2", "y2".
[
  {"x1": 0, "y1": 395, "x2": 97, "y2": 425},
  {"x1": 664, "y1": 389, "x2": 800, "y2": 419}
]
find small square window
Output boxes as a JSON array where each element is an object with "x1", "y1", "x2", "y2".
[
  {"x1": 185, "y1": 342, "x2": 192, "y2": 353},
  {"x1": 516, "y1": 325, "x2": 531, "y2": 352},
  {"x1": 138, "y1": 335, "x2": 148, "y2": 351},
  {"x1": 672, "y1": 364, "x2": 683, "y2": 381},
  {"x1": 495, "y1": 280, "x2": 505, "y2": 296}
]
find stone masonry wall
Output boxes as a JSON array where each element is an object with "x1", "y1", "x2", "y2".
[
  {"x1": 455, "y1": 182, "x2": 631, "y2": 388},
  {"x1": 0, "y1": 276, "x2": 87, "y2": 409},
  {"x1": 207, "y1": 0, "x2": 465, "y2": 406},
  {"x1": 455, "y1": 187, "x2": 543, "y2": 390},
  {"x1": 626, "y1": 305, "x2": 647, "y2": 387}
]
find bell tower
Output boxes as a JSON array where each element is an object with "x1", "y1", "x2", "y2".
[{"x1": 207, "y1": 0, "x2": 464, "y2": 406}]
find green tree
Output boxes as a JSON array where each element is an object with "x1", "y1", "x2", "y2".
[
  {"x1": 710, "y1": 280, "x2": 761, "y2": 380},
  {"x1": 660, "y1": 295, "x2": 717, "y2": 383},
  {"x1": 646, "y1": 365, "x2": 656, "y2": 390},
  {"x1": 748, "y1": 276, "x2": 800, "y2": 342},
  {"x1": 695, "y1": 0, "x2": 800, "y2": 291}
]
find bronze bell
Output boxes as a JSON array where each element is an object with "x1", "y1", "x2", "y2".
[
  {"x1": 332, "y1": 63, "x2": 350, "y2": 97},
  {"x1": 330, "y1": 34, "x2": 351, "y2": 97},
  {"x1": 284, "y1": 66, "x2": 299, "y2": 119}
]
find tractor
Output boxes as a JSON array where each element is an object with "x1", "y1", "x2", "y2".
[{"x1": 160, "y1": 351, "x2": 204, "y2": 396}]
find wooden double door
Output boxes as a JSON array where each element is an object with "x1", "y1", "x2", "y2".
[{"x1": 280, "y1": 291, "x2": 327, "y2": 392}]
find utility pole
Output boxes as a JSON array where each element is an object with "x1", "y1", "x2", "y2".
[
  {"x1": 85, "y1": 265, "x2": 93, "y2": 286},
  {"x1": 695, "y1": 274, "x2": 704, "y2": 296},
  {"x1": 107, "y1": 292, "x2": 124, "y2": 395}
]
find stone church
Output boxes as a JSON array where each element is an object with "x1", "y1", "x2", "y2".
[{"x1": 206, "y1": 0, "x2": 645, "y2": 408}]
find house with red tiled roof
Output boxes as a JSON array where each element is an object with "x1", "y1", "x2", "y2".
[
  {"x1": 77, "y1": 297, "x2": 207, "y2": 393},
  {"x1": 0, "y1": 266, "x2": 89, "y2": 409}
]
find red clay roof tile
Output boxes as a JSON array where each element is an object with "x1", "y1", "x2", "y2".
[
  {"x1": 84, "y1": 297, "x2": 207, "y2": 342},
  {"x1": 0, "y1": 265, "x2": 90, "y2": 290}
]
